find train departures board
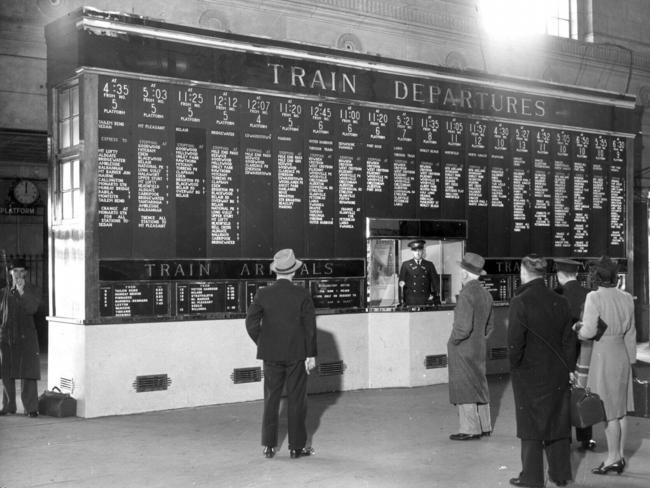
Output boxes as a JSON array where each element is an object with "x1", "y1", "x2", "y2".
[
  {"x1": 97, "y1": 75, "x2": 629, "y2": 260},
  {"x1": 45, "y1": 9, "x2": 637, "y2": 321}
]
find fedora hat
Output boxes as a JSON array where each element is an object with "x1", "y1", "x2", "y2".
[
  {"x1": 459, "y1": 252, "x2": 486, "y2": 276},
  {"x1": 8, "y1": 257, "x2": 27, "y2": 270},
  {"x1": 270, "y1": 248, "x2": 303, "y2": 274}
]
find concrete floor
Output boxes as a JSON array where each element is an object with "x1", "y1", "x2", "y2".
[{"x1": 2, "y1": 367, "x2": 649, "y2": 488}]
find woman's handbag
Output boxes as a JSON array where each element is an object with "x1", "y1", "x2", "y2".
[
  {"x1": 38, "y1": 386, "x2": 77, "y2": 417},
  {"x1": 570, "y1": 384, "x2": 606, "y2": 428}
]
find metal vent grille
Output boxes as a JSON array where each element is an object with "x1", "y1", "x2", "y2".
[
  {"x1": 489, "y1": 347, "x2": 509, "y2": 360},
  {"x1": 318, "y1": 361, "x2": 346, "y2": 376},
  {"x1": 424, "y1": 354, "x2": 448, "y2": 369},
  {"x1": 59, "y1": 377, "x2": 75, "y2": 394},
  {"x1": 231, "y1": 367, "x2": 263, "y2": 384},
  {"x1": 133, "y1": 374, "x2": 171, "y2": 392}
]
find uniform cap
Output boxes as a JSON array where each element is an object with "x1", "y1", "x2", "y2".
[
  {"x1": 408, "y1": 240, "x2": 426, "y2": 250},
  {"x1": 554, "y1": 258, "x2": 581, "y2": 273}
]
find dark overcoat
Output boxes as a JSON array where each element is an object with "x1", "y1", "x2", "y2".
[
  {"x1": 555, "y1": 280, "x2": 587, "y2": 368},
  {"x1": 447, "y1": 279, "x2": 494, "y2": 404},
  {"x1": 508, "y1": 278, "x2": 574, "y2": 440},
  {"x1": 245, "y1": 279, "x2": 317, "y2": 361},
  {"x1": 0, "y1": 284, "x2": 41, "y2": 379},
  {"x1": 398, "y1": 258, "x2": 439, "y2": 305}
]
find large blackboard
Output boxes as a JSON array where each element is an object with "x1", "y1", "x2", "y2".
[{"x1": 97, "y1": 75, "x2": 630, "y2": 261}]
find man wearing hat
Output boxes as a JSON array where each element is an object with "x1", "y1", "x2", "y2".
[
  {"x1": 398, "y1": 239, "x2": 440, "y2": 307},
  {"x1": 554, "y1": 258, "x2": 595, "y2": 451},
  {"x1": 0, "y1": 258, "x2": 41, "y2": 417},
  {"x1": 447, "y1": 252, "x2": 494, "y2": 440},
  {"x1": 245, "y1": 249, "x2": 318, "y2": 459}
]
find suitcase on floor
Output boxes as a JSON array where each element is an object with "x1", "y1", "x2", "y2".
[
  {"x1": 632, "y1": 377, "x2": 650, "y2": 418},
  {"x1": 38, "y1": 387, "x2": 77, "y2": 417}
]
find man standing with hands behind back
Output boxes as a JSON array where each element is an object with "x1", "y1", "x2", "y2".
[
  {"x1": 447, "y1": 252, "x2": 494, "y2": 441},
  {"x1": 1, "y1": 257, "x2": 41, "y2": 417},
  {"x1": 246, "y1": 249, "x2": 318, "y2": 460}
]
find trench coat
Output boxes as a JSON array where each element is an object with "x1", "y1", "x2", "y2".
[
  {"x1": 508, "y1": 278, "x2": 574, "y2": 440},
  {"x1": 447, "y1": 279, "x2": 494, "y2": 404},
  {"x1": 0, "y1": 284, "x2": 41, "y2": 380}
]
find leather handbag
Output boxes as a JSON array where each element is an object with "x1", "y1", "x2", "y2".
[
  {"x1": 38, "y1": 387, "x2": 77, "y2": 417},
  {"x1": 570, "y1": 385, "x2": 606, "y2": 428}
]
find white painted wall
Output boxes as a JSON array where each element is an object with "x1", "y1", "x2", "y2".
[{"x1": 49, "y1": 310, "x2": 455, "y2": 418}]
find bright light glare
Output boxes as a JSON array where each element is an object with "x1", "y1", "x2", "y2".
[{"x1": 479, "y1": 0, "x2": 557, "y2": 40}]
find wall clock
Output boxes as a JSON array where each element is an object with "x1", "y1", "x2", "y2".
[{"x1": 12, "y1": 179, "x2": 40, "y2": 205}]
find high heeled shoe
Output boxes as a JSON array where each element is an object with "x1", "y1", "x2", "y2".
[{"x1": 591, "y1": 459, "x2": 624, "y2": 475}]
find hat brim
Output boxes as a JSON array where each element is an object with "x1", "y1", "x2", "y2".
[
  {"x1": 459, "y1": 261, "x2": 486, "y2": 276},
  {"x1": 270, "y1": 259, "x2": 303, "y2": 274}
]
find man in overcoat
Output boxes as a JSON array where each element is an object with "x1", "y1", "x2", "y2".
[
  {"x1": 0, "y1": 258, "x2": 41, "y2": 417},
  {"x1": 245, "y1": 249, "x2": 318, "y2": 459},
  {"x1": 508, "y1": 255, "x2": 575, "y2": 488},
  {"x1": 447, "y1": 252, "x2": 494, "y2": 440},
  {"x1": 398, "y1": 239, "x2": 440, "y2": 307},
  {"x1": 553, "y1": 258, "x2": 595, "y2": 451}
]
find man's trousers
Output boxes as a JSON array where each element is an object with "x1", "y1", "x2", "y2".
[
  {"x1": 262, "y1": 360, "x2": 308, "y2": 450},
  {"x1": 458, "y1": 403, "x2": 492, "y2": 435},
  {"x1": 519, "y1": 438, "x2": 571, "y2": 485},
  {"x1": 1, "y1": 378, "x2": 38, "y2": 414}
]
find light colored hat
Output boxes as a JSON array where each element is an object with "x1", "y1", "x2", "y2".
[
  {"x1": 459, "y1": 252, "x2": 486, "y2": 276},
  {"x1": 270, "y1": 248, "x2": 303, "y2": 274}
]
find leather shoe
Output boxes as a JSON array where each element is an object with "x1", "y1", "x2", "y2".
[
  {"x1": 27, "y1": 412, "x2": 38, "y2": 418},
  {"x1": 449, "y1": 433, "x2": 481, "y2": 441},
  {"x1": 509, "y1": 478, "x2": 543, "y2": 488},
  {"x1": 481, "y1": 430, "x2": 492, "y2": 437},
  {"x1": 289, "y1": 447, "x2": 314, "y2": 459},
  {"x1": 262, "y1": 446, "x2": 275, "y2": 458}
]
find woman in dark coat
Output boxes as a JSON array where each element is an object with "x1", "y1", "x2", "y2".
[
  {"x1": 0, "y1": 258, "x2": 41, "y2": 416},
  {"x1": 507, "y1": 255, "x2": 575, "y2": 488}
]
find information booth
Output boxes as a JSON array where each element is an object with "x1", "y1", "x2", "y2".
[{"x1": 44, "y1": 8, "x2": 638, "y2": 417}]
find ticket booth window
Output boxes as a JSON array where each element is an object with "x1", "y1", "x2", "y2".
[{"x1": 367, "y1": 219, "x2": 466, "y2": 310}]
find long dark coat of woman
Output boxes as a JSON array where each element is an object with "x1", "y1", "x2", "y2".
[
  {"x1": 508, "y1": 278, "x2": 574, "y2": 440},
  {"x1": 0, "y1": 283, "x2": 41, "y2": 380},
  {"x1": 447, "y1": 279, "x2": 494, "y2": 404}
]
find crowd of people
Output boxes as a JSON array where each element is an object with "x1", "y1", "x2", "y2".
[
  {"x1": 1, "y1": 249, "x2": 639, "y2": 485},
  {"x1": 446, "y1": 252, "x2": 637, "y2": 487}
]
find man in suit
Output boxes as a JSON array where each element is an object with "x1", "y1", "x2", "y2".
[
  {"x1": 508, "y1": 255, "x2": 575, "y2": 488},
  {"x1": 447, "y1": 252, "x2": 494, "y2": 440},
  {"x1": 246, "y1": 249, "x2": 318, "y2": 459},
  {"x1": 398, "y1": 239, "x2": 440, "y2": 307},
  {"x1": 554, "y1": 258, "x2": 596, "y2": 451}
]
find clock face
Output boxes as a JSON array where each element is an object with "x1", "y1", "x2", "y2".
[{"x1": 13, "y1": 179, "x2": 40, "y2": 205}]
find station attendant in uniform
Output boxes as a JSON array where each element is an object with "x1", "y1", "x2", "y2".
[{"x1": 398, "y1": 240, "x2": 440, "y2": 306}]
